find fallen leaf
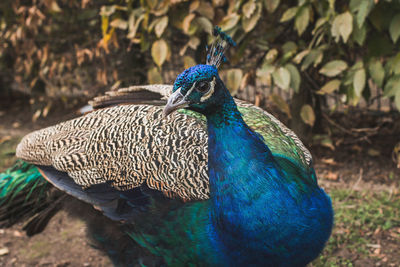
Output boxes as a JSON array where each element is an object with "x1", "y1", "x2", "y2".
[
  {"x1": 42, "y1": 102, "x2": 52, "y2": 118},
  {"x1": 321, "y1": 158, "x2": 337, "y2": 165},
  {"x1": 325, "y1": 172, "x2": 339, "y2": 181},
  {"x1": 32, "y1": 109, "x2": 41, "y2": 122},
  {"x1": 12, "y1": 122, "x2": 21, "y2": 128},
  {"x1": 0, "y1": 136, "x2": 11, "y2": 144},
  {"x1": 368, "y1": 148, "x2": 380, "y2": 157},
  {"x1": 13, "y1": 230, "x2": 23, "y2": 237},
  {"x1": 0, "y1": 247, "x2": 9, "y2": 256}
]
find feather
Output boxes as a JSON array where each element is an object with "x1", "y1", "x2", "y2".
[{"x1": 0, "y1": 161, "x2": 63, "y2": 235}]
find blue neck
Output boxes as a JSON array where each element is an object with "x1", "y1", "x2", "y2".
[
  {"x1": 205, "y1": 94, "x2": 286, "y2": 250},
  {"x1": 206, "y1": 94, "x2": 280, "y2": 197},
  {"x1": 203, "y1": 89, "x2": 333, "y2": 266}
]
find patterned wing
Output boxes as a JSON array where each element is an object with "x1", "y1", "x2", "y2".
[
  {"x1": 17, "y1": 105, "x2": 209, "y2": 201},
  {"x1": 16, "y1": 85, "x2": 312, "y2": 202}
]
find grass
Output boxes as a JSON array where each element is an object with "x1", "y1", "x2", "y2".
[
  {"x1": 20, "y1": 240, "x2": 52, "y2": 260},
  {"x1": 313, "y1": 188, "x2": 400, "y2": 266},
  {"x1": 0, "y1": 137, "x2": 20, "y2": 172}
]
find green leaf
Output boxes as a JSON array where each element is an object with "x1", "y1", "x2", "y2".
[
  {"x1": 272, "y1": 67, "x2": 291, "y2": 90},
  {"x1": 368, "y1": 59, "x2": 385, "y2": 88},
  {"x1": 301, "y1": 49, "x2": 323, "y2": 70},
  {"x1": 197, "y1": 2, "x2": 215, "y2": 20},
  {"x1": 268, "y1": 93, "x2": 291, "y2": 118},
  {"x1": 127, "y1": 13, "x2": 144, "y2": 39},
  {"x1": 226, "y1": 68, "x2": 243, "y2": 95},
  {"x1": 242, "y1": 2, "x2": 262, "y2": 32},
  {"x1": 384, "y1": 75, "x2": 400, "y2": 97},
  {"x1": 194, "y1": 17, "x2": 213, "y2": 34},
  {"x1": 285, "y1": 64, "x2": 301, "y2": 93},
  {"x1": 256, "y1": 64, "x2": 275, "y2": 85},
  {"x1": 110, "y1": 19, "x2": 128, "y2": 30},
  {"x1": 395, "y1": 89, "x2": 400, "y2": 110},
  {"x1": 352, "y1": 24, "x2": 367, "y2": 46},
  {"x1": 100, "y1": 5, "x2": 116, "y2": 17},
  {"x1": 151, "y1": 39, "x2": 168, "y2": 67},
  {"x1": 317, "y1": 79, "x2": 341, "y2": 95},
  {"x1": 319, "y1": 60, "x2": 348, "y2": 77},
  {"x1": 300, "y1": 104, "x2": 315, "y2": 126},
  {"x1": 220, "y1": 13, "x2": 240, "y2": 31},
  {"x1": 242, "y1": 0, "x2": 256, "y2": 18},
  {"x1": 389, "y1": 14, "x2": 400, "y2": 43},
  {"x1": 353, "y1": 68, "x2": 366, "y2": 98},
  {"x1": 154, "y1": 16, "x2": 168, "y2": 38},
  {"x1": 280, "y1": 7, "x2": 298, "y2": 22},
  {"x1": 147, "y1": 67, "x2": 163, "y2": 84},
  {"x1": 385, "y1": 53, "x2": 400, "y2": 76},
  {"x1": 182, "y1": 13, "x2": 196, "y2": 34},
  {"x1": 293, "y1": 50, "x2": 310, "y2": 64},
  {"x1": 265, "y1": 48, "x2": 278, "y2": 63},
  {"x1": 331, "y1": 11, "x2": 353, "y2": 43},
  {"x1": 282, "y1": 41, "x2": 298, "y2": 55},
  {"x1": 355, "y1": 0, "x2": 374, "y2": 27},
  {"x1": 295, "y1": 5, "x2": 310, "y2": 36},
  {"x1": 264, "y1": 0, "x2": 280, "y2": 13}
]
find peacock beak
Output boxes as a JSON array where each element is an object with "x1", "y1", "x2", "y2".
[{"x1": 163, "y1": 89, "x2": 189, "y2": 117}]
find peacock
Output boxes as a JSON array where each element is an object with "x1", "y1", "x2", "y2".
[{"x1": 1, "y1": 27, "x2": 333, "y2": 266}]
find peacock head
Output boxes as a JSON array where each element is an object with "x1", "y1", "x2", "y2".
[{"x1": 163, "y1": 26, "x2": 236, "y2": 117}]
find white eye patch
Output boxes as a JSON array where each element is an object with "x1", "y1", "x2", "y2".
[{"x1": 200, "y1": 77, "x2": 216, "y2": 102}]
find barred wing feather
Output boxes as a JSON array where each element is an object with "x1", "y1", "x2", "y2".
[{"x1": 16, "y1": 85, "x2": 312, "y2": 202}]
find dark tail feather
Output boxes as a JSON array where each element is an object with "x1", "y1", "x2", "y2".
[
  {"x1": 22, "y1": 193, "x2": 66, "y2": 236},
  {"x1": 0, "y1": 160, "x2": 64, "y2": 235}
]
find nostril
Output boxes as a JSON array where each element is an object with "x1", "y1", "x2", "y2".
[{"x1": 172, "y1": 95, "x2": 183, "y2": 104}]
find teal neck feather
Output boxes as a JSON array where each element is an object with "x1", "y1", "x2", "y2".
[{"x1": 204, "y1": 85, "x2": 331, "y2": 265}]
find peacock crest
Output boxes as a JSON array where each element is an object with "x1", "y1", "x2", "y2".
[{"x1": 206, "y1": 26, "x2": 236, "y2": 68}]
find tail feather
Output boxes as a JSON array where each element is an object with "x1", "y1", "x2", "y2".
[{"x1": 0, "y1": 161, "x2": 64, "y2": 235}]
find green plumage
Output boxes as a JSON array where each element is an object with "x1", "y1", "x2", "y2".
[
  {"x1": 0, "y1": 161, "x2": 47, "y2": 221},
  {"x1": 0, "y1": 161, "x2": 63, "y2": 235}
]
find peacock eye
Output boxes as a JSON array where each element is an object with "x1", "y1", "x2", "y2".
[{"x1": 196, "y1": 81, "x2": 210, "y2": 93}]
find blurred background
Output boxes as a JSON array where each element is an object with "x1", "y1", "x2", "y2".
[{"x1": 0, "y1": 0, "x2": 399, "y2": 266}]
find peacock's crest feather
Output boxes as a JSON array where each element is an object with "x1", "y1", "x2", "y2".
[{"x1": 206, "y1": 26, "x2": 236, "y2": 68}]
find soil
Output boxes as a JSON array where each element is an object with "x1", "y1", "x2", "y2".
[{"x1": 0, "y1": 98, "x2": 399, "y2": 266}]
